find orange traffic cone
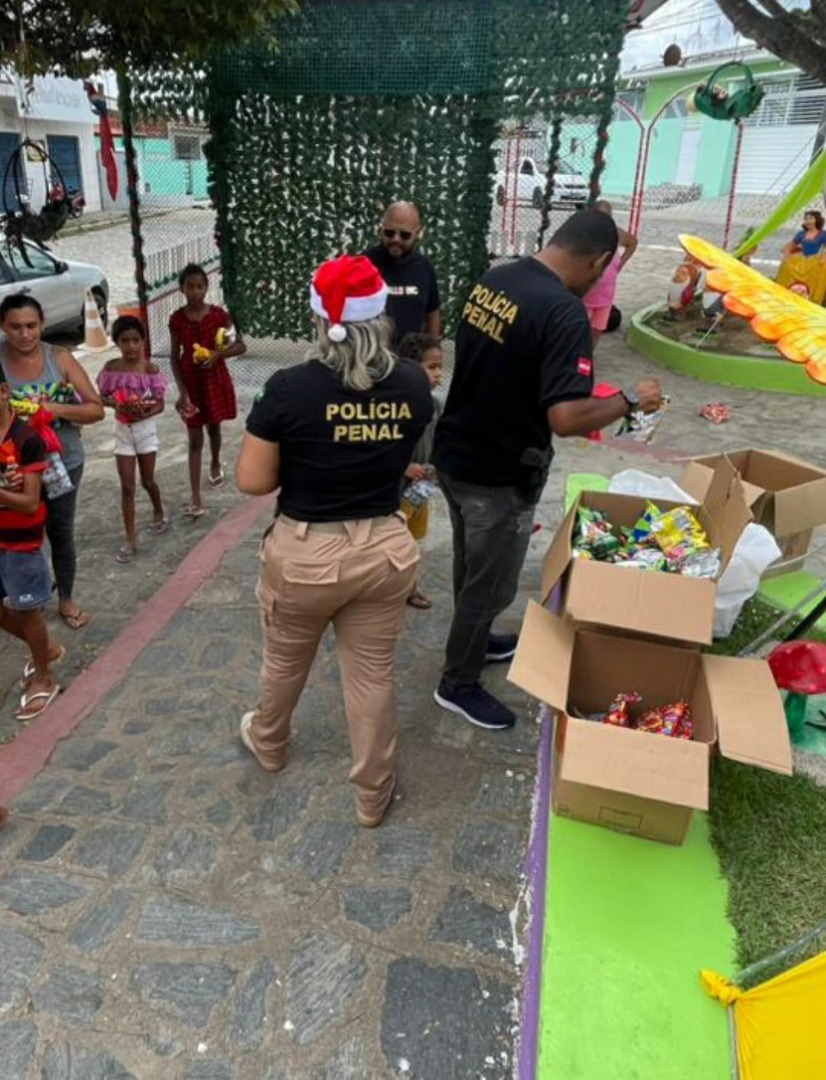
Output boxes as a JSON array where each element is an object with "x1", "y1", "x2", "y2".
[{"x1": 82, "y1": 289, "x2": 109, "y2": 351}]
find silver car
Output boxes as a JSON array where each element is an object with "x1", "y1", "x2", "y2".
[{"x1": 0, "y1": 237, "x2": 109, "y2": 336}]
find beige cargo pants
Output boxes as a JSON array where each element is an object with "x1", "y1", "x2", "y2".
[{"x1": 248, "y1": 513, "x2": 419, "y2": 819}]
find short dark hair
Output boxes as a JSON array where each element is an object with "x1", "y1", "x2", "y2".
[
  {"x1": 805, "y1": 208, "x2": 825, "y2": 230},
  {"x1": 178, "y1": 262, "x2": 208, "y2": 289},
  {"x1": 0, "y1": 292, "x2": 45, "y2": 323},
  {"x1": 111, "y1": 314, "x2": 146, "y2": 342},
  {"x1": 549, "y1": 209, "x2": 619, "y2": 259},
  {"x1": 397, "y1": 332, "x2": 442, "y2": 364}
]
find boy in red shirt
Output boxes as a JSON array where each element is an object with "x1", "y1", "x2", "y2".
[{"x1": 0, "y1": 363, "x2": 62, "y2": 720}]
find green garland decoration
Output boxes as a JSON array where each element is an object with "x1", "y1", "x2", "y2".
[
  {"x1": 127, "y1": 0, "x2": 628, "y2": 340},
  {"x1": 117, "y1": 65, "x2": 150, "y2": 326},
  {"x1": 538, "y1": 113, "x2": 563, "y2": 250}
]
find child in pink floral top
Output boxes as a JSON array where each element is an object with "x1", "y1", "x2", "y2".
[{"x1": 97, "y1": 316, "x2": 167, "y2": 563}]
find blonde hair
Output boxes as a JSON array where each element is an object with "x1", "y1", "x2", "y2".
[{"x1": 307, "y1": 314, "x2": 396, "y2": 391}]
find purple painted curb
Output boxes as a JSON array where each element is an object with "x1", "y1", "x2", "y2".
[{"x1": 515, "y1": 705, "x2": 554, "y2": 1080}]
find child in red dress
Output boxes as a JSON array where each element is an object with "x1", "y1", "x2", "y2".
[{"x1": 169, "y1": 263, "x2": 247, "y2": 517}]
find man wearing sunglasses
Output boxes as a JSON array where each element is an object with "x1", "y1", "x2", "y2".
[{"x1": 365, "y1": 202, "x2": 441, "y2": 347}]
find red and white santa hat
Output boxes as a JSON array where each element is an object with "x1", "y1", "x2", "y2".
[{"x1": 310, "y1": 254, "x2": 388, "y2": 343}]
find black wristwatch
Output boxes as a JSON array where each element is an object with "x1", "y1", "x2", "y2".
[{"x1": 620, "y1": 387, "x2": 640, "y2": 415}]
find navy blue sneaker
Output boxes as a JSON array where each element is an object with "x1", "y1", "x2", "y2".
[
  {"x1": 434, "y1": 679, "x2": 516, "y2": 730},
  {"x1": 485, "y1": 633, "x2": 519, "y2": 663}
]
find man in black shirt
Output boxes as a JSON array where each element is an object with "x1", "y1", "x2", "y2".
[
  {"x1": 365, "y1": 201, "x2": 441, "y2": 347},
  {"x1": 432, "y1": 210, "x2": 661, "y2": 732}
]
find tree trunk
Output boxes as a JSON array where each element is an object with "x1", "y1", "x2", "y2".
[{"x1": 716, "y1": 0, "x2": 826, "y2": 85}]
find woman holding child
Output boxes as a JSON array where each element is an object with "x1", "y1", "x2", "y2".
[{"x1": 0, "y1": 294, "x2": 103, "y2": 630}]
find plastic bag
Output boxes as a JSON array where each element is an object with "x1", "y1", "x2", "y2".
[
  {"x1": 608, "y1": 469, "x2": 699, "y2": 505},
  {"x1": 714, "y1": 524, "x2": 781, "y2": 638}
]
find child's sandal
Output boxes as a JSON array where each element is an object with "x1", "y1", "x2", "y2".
[{"x1": 116, "y1": 546, "x2": 136, "y2": 564}]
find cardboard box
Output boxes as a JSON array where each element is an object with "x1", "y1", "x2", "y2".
[
  {"x1": 541, "y1": 457, "x2": 752, "y2": 646},
  {"x1": 680, "y1": 450, "x2": 826, "y2": 573},
  {"x1": 509, "y1": 601, "x2": 792, "y2": 845}
]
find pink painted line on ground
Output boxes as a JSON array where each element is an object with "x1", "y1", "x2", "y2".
[{"x1": 0, "y1": 495, "x2": 272, "y2": 804}]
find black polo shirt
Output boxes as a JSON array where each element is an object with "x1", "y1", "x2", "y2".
[
  {"x1": 365, "y1": 245, "x2": 440, "y2": 346},
  {"x1": 246, "y1": 358, "x2": 433, "y2": 522},
  {"x1": 432, "y1": 258, "x2": 593, "y2": 487}
]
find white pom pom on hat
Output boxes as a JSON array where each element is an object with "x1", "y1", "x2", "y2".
[{"x1": 310, "y1": 254, "x2": 388, "y2": 341}]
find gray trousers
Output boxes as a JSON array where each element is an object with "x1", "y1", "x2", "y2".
[{"x1": 438, "y1": 471, "x2": 538, "y2": 690}]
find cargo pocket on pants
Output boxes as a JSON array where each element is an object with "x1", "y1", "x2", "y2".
[
  {"x1": 281, "y1": 560, "x2": 341, "y2": 586},
  {"x1": 255, "y1": 578, "x2": 277, "y2": 628},
  {"x1": 384, "y1": 531, "x2": 421, "y2": 573}
]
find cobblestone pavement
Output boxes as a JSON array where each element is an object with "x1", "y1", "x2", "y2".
[{"x1": 2, "y1": 242, "x2": 826, "y2": 1077}]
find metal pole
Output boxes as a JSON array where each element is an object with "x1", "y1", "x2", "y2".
[
  {"x1": 614, "y1": 99, "x2": 645, "y2": 235},
  {"x1": 634, "y1": 82, "x2": 702, "y2": 236},
  {"x1": 722, "y1": 120, "x2": 744, "y2": 250},
  {"x1": 501, "y1": 133, "x2": 512, "y2": 235},
  {"x1": 510, "y1": 126, "x2": 523, "y2": 249}
]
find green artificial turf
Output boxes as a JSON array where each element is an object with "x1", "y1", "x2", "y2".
[
  {"x1": 708, "y1": 596, "x2": 826, "y2": 972},
  {"x1": 709, "y1": 756, "x2": 826, "y2": 970}
]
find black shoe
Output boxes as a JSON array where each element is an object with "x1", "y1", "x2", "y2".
[
  {"x1": 433, "y1": 679, "x2": 516, "y2": 730},
  {"x1": 485, "y1": 633, "x2": 519, "y2": 663}
]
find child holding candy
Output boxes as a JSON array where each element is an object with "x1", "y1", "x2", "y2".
[
  {"x1": 97, "y1": 316, "x2": 167, "y2": 563},
  {"x1": 0, "y1": 360, "x2": 64, "y2": 720},
  {"x1": 168, "y1": 263, "x2": 247, "y2": 518}
]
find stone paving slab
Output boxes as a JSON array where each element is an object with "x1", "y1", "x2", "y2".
[{"x1": 0, "y1": 517, "x2": 540, "y2": 1079}]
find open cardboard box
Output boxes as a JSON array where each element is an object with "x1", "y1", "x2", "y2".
[
  {"x1": 680, "y1": 450, "x2": 826, "y2": 573},
  {"x1": 541, "y1": 456, "x2": 752, "y2": 646},
  {"x1": 509, "y1": 601, "x2": 792, "y2": 845}
]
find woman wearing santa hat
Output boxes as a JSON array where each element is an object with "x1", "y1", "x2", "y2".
[{"x1": 235, "y1": 254, "x2": 433, "y2": 827}]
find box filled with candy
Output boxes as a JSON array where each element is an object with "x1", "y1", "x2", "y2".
[
  {"x1": 541, "y1": 456, "x2": 752, "y2": 646},
  {"x1": 507, "y1": 602, "x2": 792, "y2": 845},
  {"x1": 573, "y1": 501, "x2": 722, "y2": 579}
]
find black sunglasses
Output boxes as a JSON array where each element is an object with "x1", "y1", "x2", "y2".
[{"x1": 382, "y1": 227, "x2": 415, "y2": 241}]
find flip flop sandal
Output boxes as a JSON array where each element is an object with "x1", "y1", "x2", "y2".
[
  {"x1": 208, "y1": 469, "x2": 226, "y2": 488},
  {"x1": 60, "y1": 609, "x2": 90, "y2": 630},
  {"x1": 116, "y1": 547, "x2": 136, "y2": 564},
  {"x1": 182, "y1": 505, "x2": 206, "y2": 519},
  {"x1": 16, "y1": 684, "x2": 61, "y2": 722},
  {"x1": 147, "y1": 514, "x2": 170, "y2": 535},
  {"x1": 22, "y1": 644, "x2": 67, "y2": 686}
]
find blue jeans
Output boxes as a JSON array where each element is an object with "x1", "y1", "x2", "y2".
[
  {"x1": 45, "y1": 463, "x2": 83, "y2": 602},
  {"x1": 0, "y1": 547, "x2": 53, "y2": 611}
]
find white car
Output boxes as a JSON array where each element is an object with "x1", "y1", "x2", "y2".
[
  {"x1": 495, "y1": 155, "x2": 589, "y2": 209},
  {"x1": 0, "y1": 237, "x2": 109, "y2": 336}
]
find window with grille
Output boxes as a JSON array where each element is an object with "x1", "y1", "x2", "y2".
[
  {"x1": 173, "y1": 134, "x2": 203, "y2": 160},
  {"x1": 738, "y1": 73, "x2": 826, "y2": 127}
]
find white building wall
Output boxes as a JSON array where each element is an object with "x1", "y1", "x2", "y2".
[{"x1": 0, "y1": 73, "x2": 102, "y2": 212}]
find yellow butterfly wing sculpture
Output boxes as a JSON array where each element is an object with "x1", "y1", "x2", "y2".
[{"x1": 680, "y1": 234, "x2": 826, "y2": 385}]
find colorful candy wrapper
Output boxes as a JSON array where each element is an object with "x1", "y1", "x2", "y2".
[
  {"x1": 637, "y1": 701, "x2": 693, "y2": 740},
  {"x1": 616, "y1": 394, "x2": 671, "y2": 444},
  {"x1": 604, "y1": 691, "x2": 642, "y2": 728},
  {"x1": 650, "y1": 506, "x2": 709, "y2": 557},
  {"x1": 631, "y1": 501, "x2": 661, "y2": 544},
  {"x1": 680, "y1": 547, "x2": 722, "y2": 580}
]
